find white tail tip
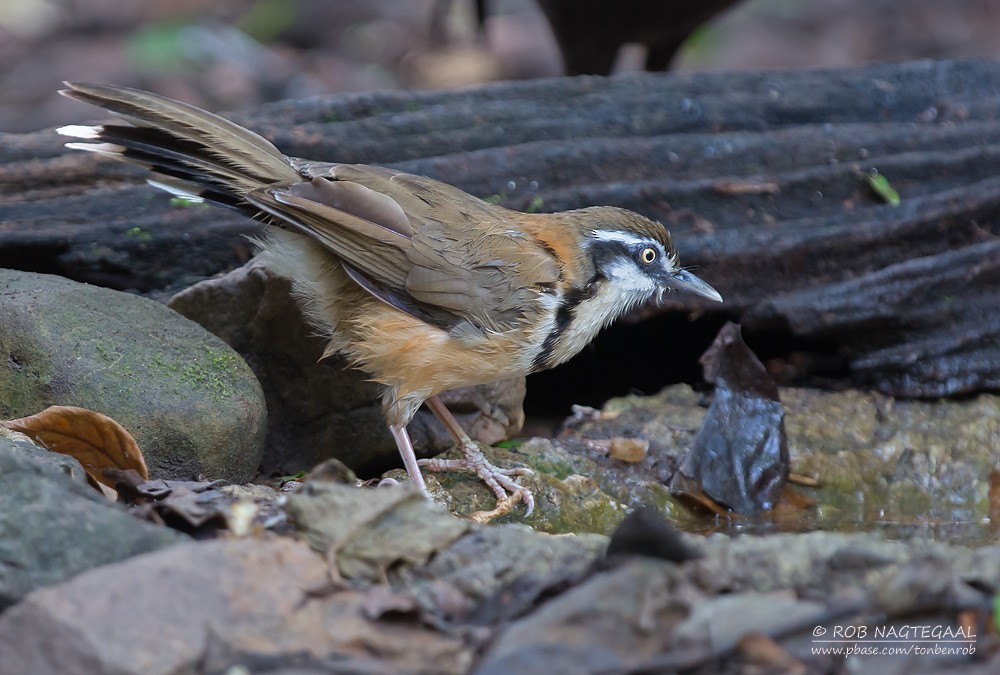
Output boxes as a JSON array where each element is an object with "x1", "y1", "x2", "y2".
[
  {"x1": 56, "y1": 124, "x2": 101, "y2": 139},
  {"x1": 146, "y1": 179, "x2": 204, "y2": 203}
]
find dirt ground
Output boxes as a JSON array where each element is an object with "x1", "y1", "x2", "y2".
[{"x1": 3, "y1": 0, "x2": 1000, "y2": 133}]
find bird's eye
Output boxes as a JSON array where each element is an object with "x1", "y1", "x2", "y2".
[{"x1": 639, "y1": 247, "x2": 657, "y2": 264}]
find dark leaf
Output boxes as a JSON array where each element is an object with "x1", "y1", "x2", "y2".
[{"x1": 673, "y1": 323, "x2": 789, "y2": 513}]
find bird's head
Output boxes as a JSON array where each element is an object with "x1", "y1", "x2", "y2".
[{"x1": 583, "y1": 207, "x2": 722, "y2": 308}]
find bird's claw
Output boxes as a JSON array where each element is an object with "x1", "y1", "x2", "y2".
[{"x1": 419, "y1": 447, "x2": 535, "y2": 520}]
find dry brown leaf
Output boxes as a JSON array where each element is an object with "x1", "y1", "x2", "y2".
[
  {"x1": 788, "y1": 472, "x2": 821, "y2": 487},
  {"x1": 737, "y1": 632, "x2": 806, "y2": 674},
  {"x1": 609, "y1": 437, "x2": 649, "y2": 463},
  {"x1": 1, "y1": 405, "x2": 147, "y2": 489},
  {"x1": 672, "y1": 474, "x2": 814, "y2": 518},
  {"x1": 712, "y1": 179, "x2": 781, "y2": 196},
  {"x1": 93, "y1": 481, "x2": 119, "y2": 502},
  {"x1": 773, "y1": 484, "x2": 816, "y2": 511},
  {"x1": 669, "y1": 472, "x2": 732, "y2": 517}
]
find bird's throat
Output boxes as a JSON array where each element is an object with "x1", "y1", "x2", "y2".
[{"x1": 530, "y1": 276, "x2": 643, "y2": 371}]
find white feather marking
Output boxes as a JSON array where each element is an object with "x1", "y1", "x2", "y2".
[
  {"x1": 146, "y1": 179, "x2": 204, "y2": 202},
  {"x1": 63, "y1": 141, "x2": 125, "y2": 157},
  {"x1": 56, "y1": 125, "x2": 101, "y2": 139},
  {"x1": 592, "y1": 229, "x2": 648, "y2": 247}
]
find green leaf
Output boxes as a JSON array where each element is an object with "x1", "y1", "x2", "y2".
[
  {"x1": 866, "y1": 171, "x2": 901, "y2": 206},
  {"x1": 276, "y1": 471, "x2": 306, "y2": 488},
  {"x1": 169, "y1": 196, "x2": 208, "y2": 208}
]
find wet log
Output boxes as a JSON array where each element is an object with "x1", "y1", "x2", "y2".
[{"x1": 1, "y1": 59, "x2": 998, "y2": 397}]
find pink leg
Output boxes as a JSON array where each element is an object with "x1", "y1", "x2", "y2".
[
  {"x1": 389, "y1": 423, "x2": 431, "y2": 498},
  {"x1": 418, "y1": 395, "x2": 534, "y2": 519}
]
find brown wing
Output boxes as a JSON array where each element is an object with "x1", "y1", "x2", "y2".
[{"x1": 249, "y1": 163, "x2": 561, "y2": 335}]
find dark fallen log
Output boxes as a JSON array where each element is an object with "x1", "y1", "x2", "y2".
[{"x1": 1, "y1": 59, "x2": 998, "y2": 398}]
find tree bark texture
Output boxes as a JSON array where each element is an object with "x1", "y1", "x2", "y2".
[{"x1": 2, "y1": 59, "x2": 998, "y2": 398}]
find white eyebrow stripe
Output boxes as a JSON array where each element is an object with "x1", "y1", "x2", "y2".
[
  {"x1": 592, "y1": 230, "x2": 652, "y2": 247},
  {"x1": 592, "y1": 229, "x2": 680, "y2": 271}
]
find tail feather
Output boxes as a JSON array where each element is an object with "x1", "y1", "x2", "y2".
[{"x1": 57, "y1": 82, "x2": 300, "y2": 209}]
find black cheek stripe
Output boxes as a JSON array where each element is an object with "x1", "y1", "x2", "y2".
[{"x1": 530, "y1": 274, "x2": 601, "y2": 371}]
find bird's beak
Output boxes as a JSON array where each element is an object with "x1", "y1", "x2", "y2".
[{"x1": 669, "y1": 269, "x2": 724, "y2": 302}]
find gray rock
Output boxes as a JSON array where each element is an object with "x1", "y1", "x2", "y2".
[
  {"x1": 0, "y1": 437, "x2": 184, "y2": 610},
  {"x1": 400, "y1": 522, "x2": 607, "y2": 624},
  {"x1": 0, "y1": 269, "x2": 266, "y2": 482},
  {"x1": 476, "y1": 558, "x2": 687, "y2": 673},
  {"x1": 673, "y1": 590, "x2": 827, "y2": 653},
  {"x1": 0, "y1": 538, "x2": 327, "y2": 675},
  {"x1": 477, "y1": 530, "x2": 1000, "y2": 675},
  {"x1": 2, "y1": 470, "x2": 996, "y2": 675},
  {"x1": 285, "y1": 480, "x2": 607, "y2": 620},
  {"x1": 168, "y1": 261, "x2": 526, "y2": 475}
]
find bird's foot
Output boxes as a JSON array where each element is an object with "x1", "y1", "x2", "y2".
[{"x1": 419, "y1": 444, "x2": 534, "y2": 521}]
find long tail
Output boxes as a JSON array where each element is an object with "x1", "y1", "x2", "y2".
[{"x1": 57, "y1": 82, "x2": 300, "y2": 212}]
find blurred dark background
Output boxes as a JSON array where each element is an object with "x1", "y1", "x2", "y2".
[{"x1": 4, "y1": 0, "x2": 1000, "y2": 133}]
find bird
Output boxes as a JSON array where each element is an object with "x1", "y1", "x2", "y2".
[{"x1": 57, "y1": 82, "x2": 723, "y2": 520}]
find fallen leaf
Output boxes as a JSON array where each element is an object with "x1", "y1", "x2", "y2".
[
  {"x1": 788, "y1": 472, "x2": 821, "y2": 487},
  {"x1": 286, "y1": 482, "x2": 470, "y2": 582},
  {"x1": 609, "y1": 437, "x2": 649, "y2": 463},
  {"x1": 672, "y1": 322, "x2": 789, "y2": 513},
  {"x1": 1, "y1": 406, "x2": 148, "y2": 490},
  {"x1": 102, "y1": 468, "x2": 149, "y2": 499},
  {"x1": 866, "y1": 170, "x2": 901, "y2": 206},
  {"x1": 669, "y1": 473, "x2": 732, "y2": 517},
  {"x1": 118, "y1": 478, "x2": 231, "y2": 532},
  {"x1": 737, "y1": 632, "x2": 806, "y2": 675},
  {"x1": 773, "y1": 484, "x2": 816, "y2": 511},
  {"x1": 712, "y1": 179, "x2": 780, "y2": 196},
  {"x1": 303, "y1": 458, "x2": 355, "y2": 484},
  {"x1": 93, "y1": 481, "x2": 119, "y2": 502}
]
